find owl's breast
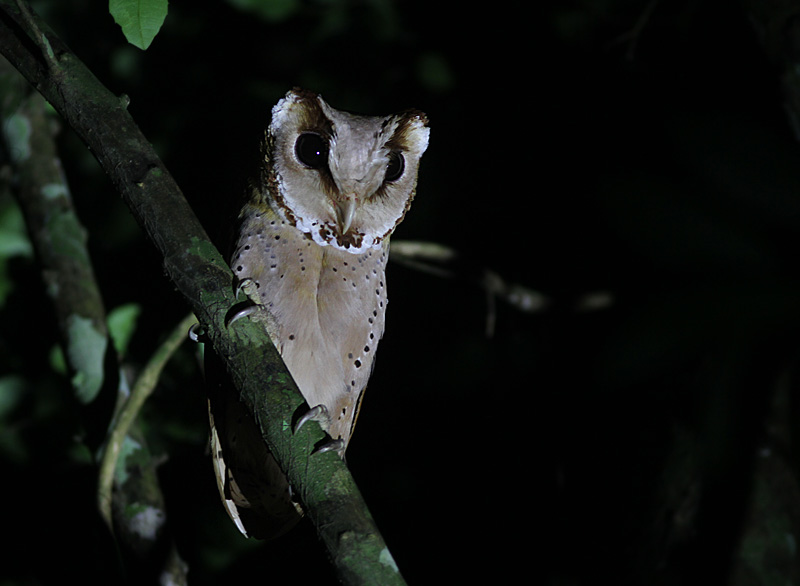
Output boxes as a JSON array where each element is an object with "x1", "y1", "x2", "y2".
[{"x1": 231, "y1": 203, "x2": 389, "y2": 445}]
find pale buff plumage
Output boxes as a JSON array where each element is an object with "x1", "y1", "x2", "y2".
[{"x1": 210, "y1": 89, "x2": 429, "y2": 539}]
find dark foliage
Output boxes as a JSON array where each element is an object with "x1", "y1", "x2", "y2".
[{"x1": 3, "y1": 0, "x2": 800, "y2": 584}]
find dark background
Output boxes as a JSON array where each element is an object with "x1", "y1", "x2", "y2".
[{"x1": 3, "y1": 0, "x2": 800, "y2": 584}]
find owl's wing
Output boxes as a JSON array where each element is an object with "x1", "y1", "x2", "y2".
[{"x1": 206, "y1": 349, "x2": 303, "y2": 540}]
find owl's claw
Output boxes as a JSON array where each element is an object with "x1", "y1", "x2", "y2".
[
  {"x1": 225, "y1": 304, "x2": 262, "y2": 327},
  {"x1": 226, "y1": 277, "x2": 266, "y2": 327},
  {"x1": 188, "y1": 322, "x2": 206, "y2": 342},
  {"x1": 314, "y1": 438, "x2": 345, "y2": 455},
  {"x1": 234, "y1": 277, "x2": 259, "y2": 301},
  {"x1": 294, "y1": 404, "x2": 331, "y2": 434},
  {"x1": 294, "y1": 405, "x2": 345, "y2": 456}
]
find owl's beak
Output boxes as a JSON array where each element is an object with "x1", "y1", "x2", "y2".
[{"x1": 334, "y1": 196, "x2": 357, "y2": 235}]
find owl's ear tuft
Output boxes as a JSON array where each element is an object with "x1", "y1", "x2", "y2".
[{"x1": 385, "y1": 110, "x2": 430, "y2": 157}]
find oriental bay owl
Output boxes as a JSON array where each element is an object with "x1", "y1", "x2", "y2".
[{"x1": 208, "y1": 88, "x2": 429, "y2": 539}]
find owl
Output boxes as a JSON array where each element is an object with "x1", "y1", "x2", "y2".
[{"x1": 208, "y1": 88, "x2": 430, "y2": 539}]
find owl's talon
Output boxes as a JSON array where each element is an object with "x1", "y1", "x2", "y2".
[
  {"x1": 294, "y1": 404, "x2": 331, "y2": 434},
  {"x1": 314, "y1": 438, "x2": 345, "y2": 455},
  {"x1": 295, "y1": 406, "x2": 343, "y2": 454},
  {"x1": 188, "y1": 323, "x2": 206, "y2": 342},
  {"x1": 227, "y1": 278, "x2": 266, "y2": 327},
  {"x1": 234, "y1": 277, "x2": 259, "y2": 301},
  {"x1": 225, "y1": 304, "x2": 262, "y2": 327}
]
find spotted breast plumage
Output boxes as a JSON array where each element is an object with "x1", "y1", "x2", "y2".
[{"x1": 209, "y1": 88, "x2": 429, "y2": 539}]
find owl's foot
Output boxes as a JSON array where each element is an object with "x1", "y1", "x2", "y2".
[
  {"x1": 294, "y1": 404, "x2": 331, "y2": 434},
  {"x1": 234, "y1": 277, "x2": 260, "y2": 302},
  {"x1": 226, "y1": 278, "x2": 266, "y2": 327},
  {"x1": 295, "y1": 404, "x2": 346, "y2": 456}
]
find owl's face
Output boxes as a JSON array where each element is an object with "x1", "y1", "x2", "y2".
[{"x1": 262, "y1": 89, "x2": 430, "y2": 254}]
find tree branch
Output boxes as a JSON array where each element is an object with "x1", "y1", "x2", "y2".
[
  {"x1": 0, "y1": 55, "x2": 187, "y2": 583},
  {"x1": 390, "y1": 240, "x2": 613, "y2": 337},
  {"x1": 0, "y1": 2, "x2": 405, "y2": 583},
  {"x1": 0, "y1": 54, "x2": 108, "y2": 403}
]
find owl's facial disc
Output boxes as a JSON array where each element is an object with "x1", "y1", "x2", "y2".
[
  {"x1": 329, "y1": 160, "x2": 393, "y2": 237},
  {"x1": 293, "y1": 129, "x2": 376, "y2": 238},
  {"x1": 268, "y1": 89, "x2": 429, "y2": 254}
]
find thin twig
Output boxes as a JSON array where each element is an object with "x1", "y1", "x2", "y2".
[
  {"x1": 97, "y1": 312, "x2": 196, "y2": 532},
  {"x1": 390, "y1": 239, "x2": 612, "y2": 336},
  {"x1": 13, "y1": 0, "x2": 57, "y2": 68}
]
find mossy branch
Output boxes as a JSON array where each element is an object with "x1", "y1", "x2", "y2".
[{"x1": 0, "y1": 1, "x2": 405, "y2": 583}]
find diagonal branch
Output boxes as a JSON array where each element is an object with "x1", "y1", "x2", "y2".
[{"x1": 0, "y1": 2, "x2": 405, "y2": 583}]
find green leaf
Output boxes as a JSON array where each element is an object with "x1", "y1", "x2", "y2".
[
  {"x1": 66, "y1": 314, "x2": 108, "y2": 403},
  {"x1": 0, "y1": 199, "x2": 32, "y2": 308},
  {"x1": 0, "y1": 198, "x2": 32, "y2": 259},
  {"x1": 107, "y1": 303, "x2": 142, "y2": 359},
  {"x1": 2, "y1": 111, "x2": 32, "y2": 163},
  {"x1": 109, "y1": 0, "x2": 169, "y2": 50}
]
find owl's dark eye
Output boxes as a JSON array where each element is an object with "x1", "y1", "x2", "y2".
[
  {"x1": 385, "y1": 151, "x2": 405, "y2": 182},
  {"x1": 295, "y1": 133, "x2": 329, "y2": 169}
]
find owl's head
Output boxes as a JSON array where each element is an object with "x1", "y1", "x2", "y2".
[{"x1": 261, "y1": 89, "x2": 430, "y2": 254}]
